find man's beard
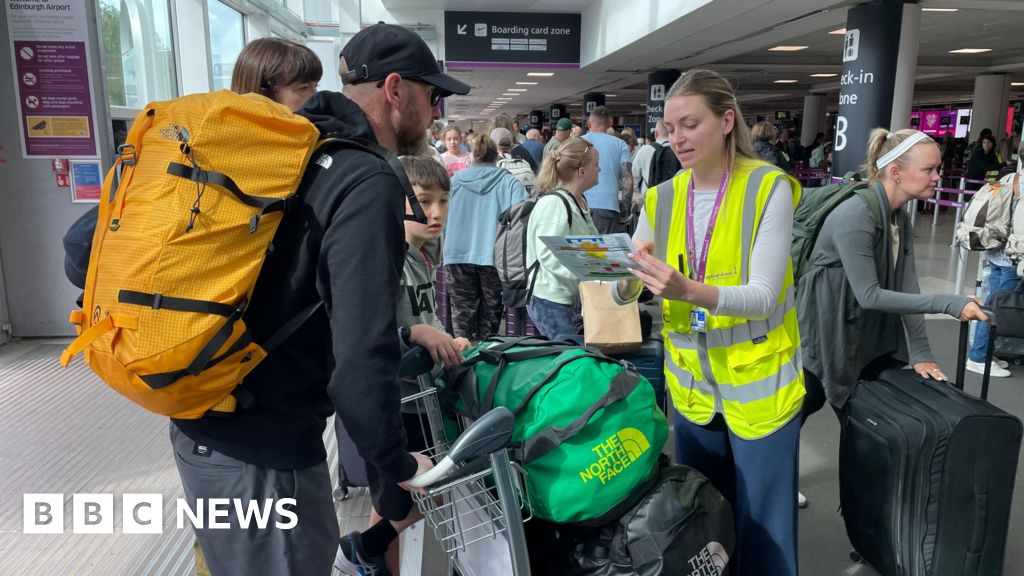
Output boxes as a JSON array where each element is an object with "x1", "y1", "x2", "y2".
[{"x1": 396, "y1": 115, "x2": 430, "y2": 156}]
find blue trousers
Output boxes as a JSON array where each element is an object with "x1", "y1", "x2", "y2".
[
  {"x1": 527, "y1": 295, "x2": 577, "y2": 340},
  {"x1": 673, "y1": 410, "x2": 800, "y2": 576},
  {"x1": 970, "y1": 262, "x2": 1021, "y2": 362}
]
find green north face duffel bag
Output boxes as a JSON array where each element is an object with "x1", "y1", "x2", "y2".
[{"x1": 442, "y1": 337, "x2": 668, "y2": 524}]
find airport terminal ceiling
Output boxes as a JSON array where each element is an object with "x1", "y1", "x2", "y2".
[{"x1": 434, "y1": 0, "x2": 1024, "y2": 121}]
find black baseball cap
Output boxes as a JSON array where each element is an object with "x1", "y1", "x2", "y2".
[{"x1": 340, "y1": 22, "x2": 471, "y2": 97}]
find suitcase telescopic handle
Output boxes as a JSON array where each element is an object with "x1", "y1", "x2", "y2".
[{"x1": 955, "y1": 307, "x2": 997, "y2": 399}]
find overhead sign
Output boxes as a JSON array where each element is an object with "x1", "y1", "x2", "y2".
[
  {"x1": 6, "y1": 0, "x2": 100, "y2": 158},
  {"x1": 444, "y1": 11, "x2": 581, "y2": 68}
]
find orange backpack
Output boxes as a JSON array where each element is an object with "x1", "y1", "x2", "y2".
[{"x1": 60, "y1": 90, "x2": 327, "y2": 419}]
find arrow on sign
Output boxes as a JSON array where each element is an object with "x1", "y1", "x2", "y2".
[{"x1": 457, "y1": 24, "x2": 467, "y2": 35}]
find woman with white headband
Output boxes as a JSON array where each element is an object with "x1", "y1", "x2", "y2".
[{"x1": 797, "y1": 127, "x2": 988, "y2": 420}]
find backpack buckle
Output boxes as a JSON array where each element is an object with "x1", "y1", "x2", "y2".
[{"x1": 117, "y1": 144, "x2": 137, "y2": 166}]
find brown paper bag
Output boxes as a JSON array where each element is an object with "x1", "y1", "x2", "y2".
[{"x1": 579, "y1": 281, "x2": 642, "y2": 354}]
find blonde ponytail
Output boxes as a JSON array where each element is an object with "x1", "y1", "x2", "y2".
[{"x1": 536, "y1": 138, "x2": 592, "y2": 193}]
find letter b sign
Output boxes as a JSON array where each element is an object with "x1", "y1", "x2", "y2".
[{"x1": 834, "y1": 116, "x2": 848, "y2": 152}]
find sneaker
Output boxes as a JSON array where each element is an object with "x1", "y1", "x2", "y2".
[
  {"x1": 966, "y1": 359, "x2": 1011, "y2": 378},
  {"x1": 335, "y1": 532, "x2": 391, "y2": 576},
  {"x1": 798, "y1": 491, "x2": 808, "y2": 509},
  {"x1": 995, "y1": 357, "x2": 1010, "y2": 369}
]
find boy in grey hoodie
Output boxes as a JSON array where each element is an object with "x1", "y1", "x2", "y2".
[{"x1": 337, "y1": 155, "x2": 470, "y2": 575}]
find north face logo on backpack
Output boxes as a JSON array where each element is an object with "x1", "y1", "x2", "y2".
[
  {"x1": 158, "y1": 123, "x2": 190, "y2": 143},
  {"x1": 579, "y1": 427, "x2": 650, "y2": 485},
  {"x1": 687, "y1": 541, "x2": 729, "y2": 575},
  {"x1": 315, "y1": 153, "x2": 333, "y2": 170}
]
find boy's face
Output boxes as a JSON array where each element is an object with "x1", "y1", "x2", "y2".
[{"x1": 406, "y1": 184, "x2": 449, "y2": 243}]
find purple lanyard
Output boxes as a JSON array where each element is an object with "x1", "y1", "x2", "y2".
[{"x1": 685, "y1": 171, "x2": 730, "y2": 283}]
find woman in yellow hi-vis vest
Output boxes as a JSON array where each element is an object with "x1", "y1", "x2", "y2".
[{"x1": 616, "y1": 69, "x2": 803, "y2": 576}]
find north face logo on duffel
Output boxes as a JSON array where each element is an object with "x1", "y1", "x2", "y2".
[
  {"x1": 687, "y1": 541, "x2": 729, "y2": 575},
  {"x1": 579, "y1": 427, "x2": 650, "y2": 485}
]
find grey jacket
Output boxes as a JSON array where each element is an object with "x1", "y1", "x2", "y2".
[{"x1": 797, "y1": 182, "x2": 970, "y2": 408}]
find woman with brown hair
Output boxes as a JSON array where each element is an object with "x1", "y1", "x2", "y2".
[
  {"x1": 443, "y1": 134, "x2": 528, "y2": 341},
  {"x1": 230, "y1": 37, "x2": 322, "y2": 112}
]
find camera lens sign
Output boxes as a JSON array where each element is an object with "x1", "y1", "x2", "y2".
[
  {"x1": 6, "y1": 0, "x2": 100, "y2": 158},
  {"x1": 444, "y1": 11, "x2": 581, "y2": 68}
]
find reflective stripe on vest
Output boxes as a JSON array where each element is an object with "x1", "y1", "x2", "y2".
[
  {"x1": 667, "y1": 286, "x2": 796, "y2": 350},
  {"x1": 666, "y1": 346, "x2": 803, "y2": 404},
  {"x1": 648, "y1": 160, "x2": 805, "y2": 439}
]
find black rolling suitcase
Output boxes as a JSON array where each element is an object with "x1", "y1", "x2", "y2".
[
  {"x1": 613, "y1": 336, "x2": 667, "y2": 414},
  {"x1": 840, "y1": 316, "x2": 1023, "y2": 575},
  {"x1": 991, "y1": 291, "x2": 1024, "y2": 365}
]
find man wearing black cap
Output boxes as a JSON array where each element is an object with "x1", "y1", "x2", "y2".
[{"x1": 169, "y1": 23, "x2": 469, "y2": 576}]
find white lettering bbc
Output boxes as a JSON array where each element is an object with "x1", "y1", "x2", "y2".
[{"x1": 24, "y1": 494, "x2": 298, "y2": 533}]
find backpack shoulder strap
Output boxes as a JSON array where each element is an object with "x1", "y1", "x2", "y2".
[
  {"x1": 854, "y1": 184, "x2": 883, "y2": 229},
  {"x1": 552, "y1": 189, "x2": 576, "y2": 229}
]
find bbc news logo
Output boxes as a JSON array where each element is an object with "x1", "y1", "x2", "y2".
[{"x1": 23, "y1": 494, "x2": 298, "y2": 534}]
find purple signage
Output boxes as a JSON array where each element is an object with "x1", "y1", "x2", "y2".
[{"x1": 14, "y1": 40, "x2": 97, "y2": 157}]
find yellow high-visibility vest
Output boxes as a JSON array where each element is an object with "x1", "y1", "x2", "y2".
[{"x1": 646, "y1": 158, "x2": 804, "y2": 439}]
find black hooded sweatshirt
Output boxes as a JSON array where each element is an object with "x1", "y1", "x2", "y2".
[{"x1": 172, "y1": 92, "x2": 417, "y2": 483}]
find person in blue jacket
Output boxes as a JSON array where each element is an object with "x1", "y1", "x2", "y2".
[{"x1": 444, "y1": 133, "x2": 528, "y2": 342}]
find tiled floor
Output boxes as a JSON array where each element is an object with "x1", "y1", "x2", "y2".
[{"x1": 1, "y1": 208, "x2": 1022, "y2": 575}]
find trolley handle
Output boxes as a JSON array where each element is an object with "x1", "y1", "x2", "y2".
[{"x1": 407, "y1": 406, "x2": 515, "y2": 488}]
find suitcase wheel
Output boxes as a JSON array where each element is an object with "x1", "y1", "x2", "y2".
[
  {"x1": 1014, "y1": 359, "x2": 1022, "y2": 366},
  {"x1": 849, "y1": 550, "x2": 862, "y2": 563}
]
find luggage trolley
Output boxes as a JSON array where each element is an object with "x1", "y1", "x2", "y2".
[{"x1": 399, "y1": 347, "x2": 534, "y2": 576}]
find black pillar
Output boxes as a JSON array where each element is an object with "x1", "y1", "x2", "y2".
[
  {"x1": 549, "y1": 104, "x2": 567, "y2": 130},
  {"x1": 647, "y1": 70, "x2": 679, "y2": 139},
  {"x1": 529, "y1": 109, "x2": 544, "y2": 129},
  {"x1": 583, "y1": 93, "x2": 605, "y2": 118},
  {"x1": 832, "y1": 2, "x2": 905, "y2": 175}
]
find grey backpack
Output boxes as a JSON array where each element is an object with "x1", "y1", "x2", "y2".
[{"x1": 494, "y1": 192, "x2": 574, "y2": 308}]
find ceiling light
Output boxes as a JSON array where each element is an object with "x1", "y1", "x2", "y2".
[
  {"x1": 829, "y1": 28, "x2": 847, "y2": 35},
  {"x1": 769, "y1": 45, "x2": 809, "y2": 52},
  {"x1": 1013, "y1": 82, "x2": 1024, "y2": 87},
  {"x1": 949, "y1": 48, "x2": 992, "y2": 54},
  {"x1": 606, "y1": 94, "x2": 617, "y2": 97},
  {"x1": 516, "y1": 82, "x2": 538, "y2": 86},
  {"x1": 507, "y1": 88, "x2": 527, "y2": 92},
  {"x1": 527, "y1": 72, "x2": 555, "y2": 77},
  {"x1": 810, "y1": 73, "x2": 838, "y2": 78},
  {"x1": 774, "y1": 80, "x2": 798, "y2": 84},
  {"x1": 502, "y1": 93, "x2": 519, "y2": 96},
  {"x1": 922, "y1": 8, "x2": 959, "y2": 12}
]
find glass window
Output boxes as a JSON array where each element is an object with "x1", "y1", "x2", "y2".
[
  {"x1": 208, "y1": 0, "x2": 246, "y2": 91},
  {"x1": 100, "y1": 0, "x2": 177, "y2": 108}
]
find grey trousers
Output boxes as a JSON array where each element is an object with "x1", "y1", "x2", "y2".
[
  {"x1": 170, "y1": 423, "x2": 339, "y2": 576},
  {"x1": 590, "y1": 207, "x2": 625, "y2": 235}
]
